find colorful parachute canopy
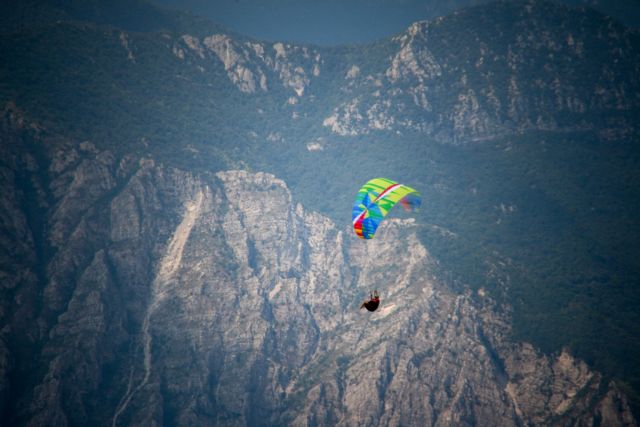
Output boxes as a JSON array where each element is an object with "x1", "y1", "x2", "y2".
[{"x1": 352, "y1": 178, "x2": 421, "y2": 239}]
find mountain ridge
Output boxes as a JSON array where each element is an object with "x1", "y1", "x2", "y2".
[
  {"x1": 1, "y1": 0, "x2": 640, "y2": 423},
  {"x1": 0, "y1": 0, "x2": 230, "y2": 37},
  {"x1": 0, "y1": 110, "x2": 636, "y2": 424},
  {"x1": 2, "y1": 0, "x2": 638, "y2": 150}
]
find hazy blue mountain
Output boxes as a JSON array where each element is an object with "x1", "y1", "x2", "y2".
[
  {"x1": 152, "y1": 0, "x2": 492, "y2": 45},
  {"x1": 152, "y1": 0, "x2": 640, "y2": 45},
  {"x1": 0, "y1": 0, "x2": 226, "y2": 35},
  {"x1": 1, "y1": 0, "x2": 639, "y2": 425}
]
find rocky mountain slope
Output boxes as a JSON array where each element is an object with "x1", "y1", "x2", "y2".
[
  {"x1": 2, "y1": 0, "x2": 640, "y2": 424},
  {"x1": 2, "y1": 1, "x2": 639, "y2": 150},
  {"x1": 323, "y1": 1, "x2": 640, "y2": 142},
  {"x1": 0, "y1": 110, "x2": 636, "y2": 425}
]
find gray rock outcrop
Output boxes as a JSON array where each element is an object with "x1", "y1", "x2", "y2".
[{"x1": 0, "y1": 115, "x2": 635, "y2": 425}]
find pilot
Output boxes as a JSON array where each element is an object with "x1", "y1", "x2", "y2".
[{"x1": 360, "y1": 290, "x2": 380, "y2": 312}]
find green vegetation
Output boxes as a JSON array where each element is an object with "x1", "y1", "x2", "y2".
[
  {"x1": 2, "y1": 0, "x2": 640, "y2": 415},
  {"x1": 248, "y1": 127, "x2": 640, "y2": 413}
]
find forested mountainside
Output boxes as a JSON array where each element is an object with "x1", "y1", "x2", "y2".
[
  {"x1": 1, "y1": 111, "x2": 636, "y2": 425},
  {"x1": 1, "y1": 0, "x2": 639, "y2": 424}
]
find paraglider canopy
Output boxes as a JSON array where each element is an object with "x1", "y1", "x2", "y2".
[{"x1": 352, "y1": 178, "x2": 421, "y2": 239}]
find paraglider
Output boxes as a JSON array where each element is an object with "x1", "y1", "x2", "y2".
[
  {"x1": 352, "y1": 178, "x2": 421, "y2": 313},
  {"x1": 352, "y1": 178, "x2": 421, "y2": 240},
  {"x1": 360, "y1": 290, "x2": 380, "y2": 312}
]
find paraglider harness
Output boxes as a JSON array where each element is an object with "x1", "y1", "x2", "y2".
[{"x1": 360, "y1": 290, "x2": 380, "y2": 312}]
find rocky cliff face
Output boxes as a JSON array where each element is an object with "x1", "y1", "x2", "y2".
[
  {"x1": 2, "y1": 0, "x2": 640, "y2": 424},
  {"x1": 174, "y1": 34, "x2": 322, "y2": 96},
  {"x1": 170, "y1": 1, "x2": 640, "y2": 144},
  {"x1": 0, "y1": 109, "x2": 635, "y2": 425},
  {"x1": 322, "y1": 1, "x2": 640, "y2": 142},
  {"x1": 3, "y1": 0, "x2": 639, "y2": 154}
]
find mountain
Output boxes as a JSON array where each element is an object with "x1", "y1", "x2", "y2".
[
  {"x1": 0, "y1": 0, "x2": 224, "y2": 35},
  {"x1": 1, "y1": 0, "x2": 639, "y2": 425},
  {"x1": 1, "y1": 111, "x2": 636, "y2": 425},
  {"x1": 152, "y1": 0, "x2": 640, "y2": 46}
]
